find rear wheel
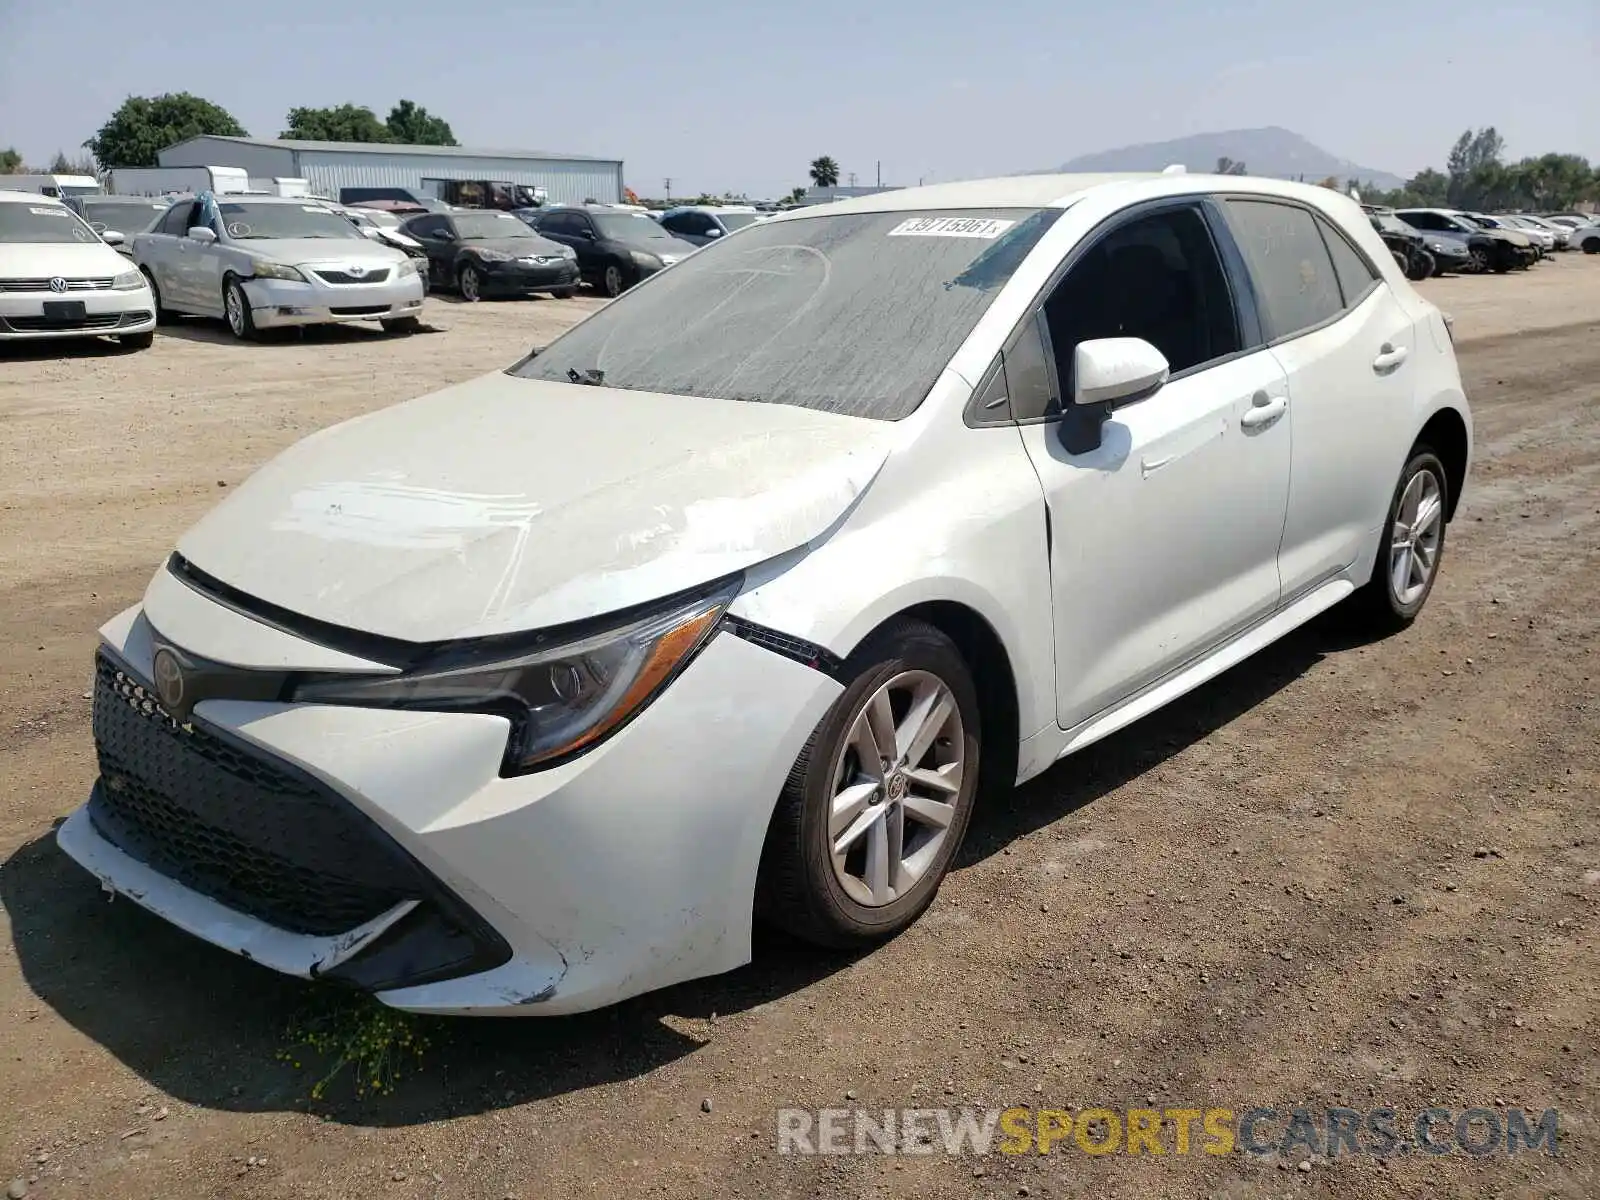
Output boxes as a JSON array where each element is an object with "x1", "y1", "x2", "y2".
[
  {"x1": 1347, "y1": 448, "x2": 1450, "y2": 634},
  {"x1": 756, "y1": 619, "x2": 981, "y2": 948},
  {"x1": 222, "y1": 275, "x2": 255, "y2": 340}
]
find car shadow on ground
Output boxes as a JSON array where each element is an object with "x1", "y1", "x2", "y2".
[
  {"x1": 0, "y1": 337, "x2": 146, "y2": 363},
  {"x1": 0, "y1": 606, "x2": 1380, "y2": 1128},
  {"x1": 156, "y1": 319, "x2": 444, "y2": 346}
]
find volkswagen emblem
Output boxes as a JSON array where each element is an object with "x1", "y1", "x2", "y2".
[
  {"x1": 48, "y1": 277, "x2": 68, "y2": 293},
  {"x1": 346, "y1": 264, "x2": 367, "y2": 278},
  {"x1": 152, "y1": 648, "x2": 186, "y2": 710}
]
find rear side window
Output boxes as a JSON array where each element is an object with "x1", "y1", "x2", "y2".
[
  {"x1": 1223, "y1": 199, "x2": 1342, "y2": 341},
  {"x1": 1316, "y1": 216, "x2": 1380, "y2": 307}
]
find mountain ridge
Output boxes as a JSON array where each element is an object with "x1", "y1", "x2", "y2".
[{"x1": 1042, "y1": 126, "x2": 1407, "y2": 191}]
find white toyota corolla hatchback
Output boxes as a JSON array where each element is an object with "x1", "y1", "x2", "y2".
[{"x1": 61, "y1": 173, "x2": 1471, "y2": 1014}]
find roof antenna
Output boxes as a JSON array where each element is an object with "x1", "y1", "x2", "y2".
[{"x1": 1161, "y1": 163, "x2": 1187, "y2": 175}]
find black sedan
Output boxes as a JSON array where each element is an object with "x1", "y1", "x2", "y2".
[
  {"x1": 400, "y1": 210, "x2": 581, "y2": 301},
  {"x1": 520, "y1": 206, "x2": 699, "y2": 297}
]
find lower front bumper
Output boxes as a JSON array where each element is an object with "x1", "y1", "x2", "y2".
[
  {"x1": 482, "y1": 263, "x2": 579, "y2": 292},
  {"x1": 59, "y1": 602, "x2": 842, "y2": 1014},
  {"x1": 0, "y1": 290, "x2": 156, "y2": 340},
  {"x1": 242, "y1": 275, "x2": 425, "y2": 328}
]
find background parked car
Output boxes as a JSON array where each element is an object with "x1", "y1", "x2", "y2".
[
  {"x1": 1395, "y1": 208, "x2": 1527, "y2": 272},
  {"x1": 325, "y1": 204, "x2": 431, "y2": 291},
  {"x1": 1499, "y1": 214, "x2": 1570, "y2": 249},
  {"x1": 401, "y1": 209, "x2": 580, "y2": 301},
  {"x1": 132, "y1": 194, "x2": 425, "y2": 339},
  {"x1": 1466, "y1": 212, "x2": 1551, "y2": 256},
  {"x1": 655, "y1": 205, "x2": 765, "y2": 246},
  {"x1": 63, "y1": 196, "x2": 172, "y2": 259},
  {"x1": 0, "y1": 190, "x2": 156, "y2": 349},
  {"x1": 522, "y1": 206, "x2": 699, "y2": 296}
]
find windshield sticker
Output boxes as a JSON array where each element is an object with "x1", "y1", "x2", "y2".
[
  {"x1": 888, "y1": 216, "x2": 1016, "y2": 239},
  {"x1": 29, "y1": 207, "x2": 69, "y2": 216}
]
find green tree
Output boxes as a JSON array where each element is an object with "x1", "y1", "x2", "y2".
[
  {"x1": 787, "y1": 185, "x2": 807, "y2": 204},
  {"x1": 0, "y1": 147, "x2": 22, "y2": 173},
  {"x1": 49, "y1": 149, "x2": 97, "y2": 175},
  {"x1": 384, "y1": 100, "x2": 456, "y2": 146},
  {"x1": 84, "y1": 93, "x2": 247, "y2": 167},
  {"x1": 809, "y1": 156, "x2": 840, "y2": 188},
  {"x1": 282, "y1": 104, "x2": 392, "y2": 143}
]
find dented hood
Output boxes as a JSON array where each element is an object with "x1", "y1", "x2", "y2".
[{"x1": 173, "y1": 373, "x2": 894, "y2": 642}]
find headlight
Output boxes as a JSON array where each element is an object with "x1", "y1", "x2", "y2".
[
  {"x1": 395, "y1": 257, "x2": 418, "y2": 277},
  {"x1": 473, "y1": 248, "x2": 512, "y2": 263},
  {"x1": 111, "y1": 270, "x2": 144, "y2": 291},
  {"x1": 250, "y1": 261, "x2": 306, "y2": 282},
  {"x1": 558, "y1": 244, "x2": 576, "y2": 259},
  {"x1": 287, "y1": 577, "x2": 740, "y2": 773},
  {"x1": 630, "y1": 250, "x2": 663, "y2": 269}
]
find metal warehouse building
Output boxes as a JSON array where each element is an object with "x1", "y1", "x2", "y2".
[{"x1": 157, "y1": 135, "x2": 624, "y2": 205}]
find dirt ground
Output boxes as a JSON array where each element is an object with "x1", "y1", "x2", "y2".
[{"x1": 1, "y1": 260, "x2": 1596, "y2": 1200}]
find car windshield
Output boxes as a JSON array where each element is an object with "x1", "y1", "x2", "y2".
[
  {"x1": 594, "y1": 213, "x2": 678, "y2": 242},
  {"x1": 513, "y1": 207, "x2": 1061, "y2": 421},
  {"x1": 363, "y1": 209, "x2": 402, "y2": 229},
  {"x1": 455, "y1": 212, "x2": 537, "y2": 239},
  {"x1": 717, "y1": 212, "x2": 760, "y2": 230},
  {"x1": 1374, "y1": 214, "x2": 1413, "y2": 236},
  {"x1": 80, "y1": 201, "x2": 168, "y2": 234},
  {"x1": 218, "y1": 202, "x2": 364, "y2": 240},
  {"x1": 0, "y1": 203, "x2": 101, "y2": 244}
]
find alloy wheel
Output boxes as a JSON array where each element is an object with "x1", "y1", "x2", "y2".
[
  {"x1": 224, "y1": 284, "x2": 246, "y2": 337},
  {"x1": 604, "y1": 265, "x2": 624, "y2": 297},
  {"x1": 826, "y1": 670, "x2": 964, "y2": 908},
  {"x1": 1389, "y1": 468, "x2": 1444, "y2": 607},
  {"x1": 460, "y1": 266, "x2": 481, "y2": 302}
]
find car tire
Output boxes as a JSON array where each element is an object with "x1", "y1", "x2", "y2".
[
  {"x1": 458, "y1": 263, "x2": 483, "y2": 302},
  {"x1": 142, "y1": 269, "x2": 178, "y2": 324},
  {"x1": 601, "y1": 264, "x2": 626, "y2": 298},
  {"x1": 1467, "y1": 246, "x2": 1489, "y2": 273},
  {"x1": 222, "y1": 275, "x2": 255, "y2": 340},
  {"x1": 756, "y1": 618, "x2": 982, "y2": 949},
  {"x1": 1580, "y1": 236, "x2": 1600, "y2": 255},
  {"x1": 1347, "y1": 448, "x2": 1450, "y2": 634},
  {"x1": 1406, "y1": 250, "x2": 1434, "y2": 281},
  {"x1": 381, "y1": 317, "x2": 421, "y2": 335},
  {"x1": 117, "y1": 331, "x2": 154, "y2": 351},
  {"x1": 552, "y1": 286, "x2": 576, "y2": 300}
]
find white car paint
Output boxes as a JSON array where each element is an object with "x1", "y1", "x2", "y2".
[
  {"x1": 0, "y1": 190, "x2": 156, "y2": 343},
  {"x1": 60, "y1": 171, "x2": 1471, "y2": 1014}
]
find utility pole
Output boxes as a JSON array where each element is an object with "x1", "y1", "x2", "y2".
[
  {"x1": 876, "y1": 161, "x2": 881, "y2": 187},
  {"x1": 664, "y1": 178, "x2": 672, "y2": 201},
  {"x1": 847, "y1": 172, "x2": 858, "y2": 188}
]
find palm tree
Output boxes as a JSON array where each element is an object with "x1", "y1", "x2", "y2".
[{"x1": 809, "y1": 156, "x2": 840, "y2": 188}]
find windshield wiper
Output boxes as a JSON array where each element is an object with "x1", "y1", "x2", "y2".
[{"x1": 567, "y1": 367, "x2": 606, "y2": 386}]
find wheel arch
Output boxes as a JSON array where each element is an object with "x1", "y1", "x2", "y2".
[{"x1": 1414, "y1": 405, "x2": 1470, "y2": 521}]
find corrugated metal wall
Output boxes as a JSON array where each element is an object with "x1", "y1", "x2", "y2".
[
  {"x1": 159, "y1": 138, "x2": 298, "y2": 177},
  {"x1": 158, "y1": 139, "x2": 624, "y2": 205},
  {"x1": 295, "y1": 152, "x2": 623, "y2": 205}
]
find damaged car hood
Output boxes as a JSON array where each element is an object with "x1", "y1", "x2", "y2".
[{"x1": 172, "y1": 373, "x2": 896, "y2": 641}]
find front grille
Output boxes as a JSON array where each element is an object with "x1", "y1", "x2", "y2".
[
  {"x1": 313, "y1": 268, "x2": 391, "y2": 285},
  {"x1": 329, "y1": 305, "x2": 389, "y2": 316},
  {"x1": 0, "y1": 277, "x2": 114, "y2": 292},
  {"x1": 2, "y1": 312, "x2": 144, "y2": 333},
  {"x1": 89, "y1": 652, "x2": 431, "y2": 936}
]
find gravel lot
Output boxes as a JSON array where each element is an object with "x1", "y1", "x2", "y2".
[{"x1": 1, "y1": 260, "x2": 1596, "y2": 1199}]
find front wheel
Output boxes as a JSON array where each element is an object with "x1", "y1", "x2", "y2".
[
  {"x1": 222, "y1": 276, "x2": 255, "y2": 340},
  {"x1": 551, "y1": 286, "x2": 576, "y2": 299},
  {"x1": 458, "y1": 263, "x2": 483, "y2": 302},
  {"x1": 142, "y1": 269, "x2": 178, "y2": 324},
  {"x1": 756, "y1": 619, "x2": 981, "y2": 948},
  {"x1": 1347, "y1": 448, "x2": 1450, "y2": 634},
  {"x1": 381, "y1": 316, "x2": 421, "y2": 335},
  {"x1": 601, "y1": 263, "x2": 626, "y2": 298},
  {"x1": 1406, "y1": 250, "x2": 1435, "y2": 281}
]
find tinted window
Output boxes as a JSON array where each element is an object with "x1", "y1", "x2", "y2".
[
  {"x1": 1223, "y1": 200, "x2": 1342, "y2": 340},
  {"x1": 1317, "y1": 216, "x2": 1380, "y2": 306},
  {"x1": 159, "y1": 201, "x2": 197, "y2": 235},
  {"x1": 79, "y1": 201, "x2": 167, "y2": 234},
  {"x1": 718, "y1": 212, "x2": 760, "y2": 231},
  {"x1": 405, "y1": 215, "x2": 447, "y2": 239},
  {"x1": 593, "y1": 213, "x2": 679, "y2": 242},
  {"x1": 659, "y1": 212, "x2": 694, "y2": 234},
  {"x1": 1040, "y1": 204, "x2": 1242, "y2": 402},
  {"x1": 513, "y1": 207, "x2": 1061, "y2": 421}
]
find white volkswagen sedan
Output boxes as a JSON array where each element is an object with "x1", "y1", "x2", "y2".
[
  {"x1": 0, "y1": 190, "x2": 156, "y2": 348},
  {"x1": 61, "y1": 173, "x2": 1471, "y2": 1015},
  {"x1": 131, "y1": 194, "x2": 425, "y2": 338}
]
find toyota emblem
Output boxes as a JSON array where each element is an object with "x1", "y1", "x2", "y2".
[
  {"x1": 48, "y1": 277, "x2": 68, "y2": 293},
  {"x1": 152, "y1": 648, "x2": 185, "y2": 710},
  {"x1": 346, "y1": 264, "x2": 366, "y2": 278}
]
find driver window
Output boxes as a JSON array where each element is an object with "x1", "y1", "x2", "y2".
[{"x1": 1033, "y1": 205, "x2": 1242, "y2": 413}]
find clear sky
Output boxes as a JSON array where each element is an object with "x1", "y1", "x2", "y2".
[{"x1": 2, "y1": 0, "x2": 1595, "y2": 198}]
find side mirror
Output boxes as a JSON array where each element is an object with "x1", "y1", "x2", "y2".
[
  {"x1": 187, "y1": 226, "x2": 218, "y2": 244},
  {"x1": 1072, "y1": 337, "x2": 1169, "y2": 408},
  {"x1": 1056, "y1": 337, "x2": 1169, "y2": 455},
  {"x1": 101, "y1": 230, "x2": 125, "y2": 246},
  {"x1": 704, "y1": 227, "x2": 722, "y2": 238}
]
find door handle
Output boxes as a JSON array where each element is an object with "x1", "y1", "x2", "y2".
[
  {"x1": 1372, "y1": 343, "x2": 1409, "y2": 372},
  {"x1": 1240, "y1": 393, "x2": 1287, "y2": 430}
]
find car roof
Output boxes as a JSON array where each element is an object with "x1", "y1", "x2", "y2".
[
  {"x1": 0, "y1": 189, "x2": 65, "y2": 206},
  {"x1": 765, "y1": 172, "x2": 1373, "y2": 221}
]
